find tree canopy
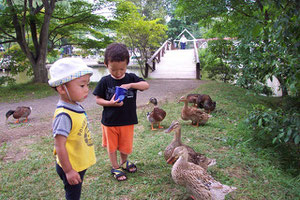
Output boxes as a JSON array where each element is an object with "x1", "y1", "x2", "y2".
[
  {"x1": 0, "y1": 0, "x2": 111, "y2": 83},
  {"x1": 112, "y1": 0, "x2": 167, "y2": 77},
  {"x1": 176, "y1": 0, "x2": 300, "y2": 96}
]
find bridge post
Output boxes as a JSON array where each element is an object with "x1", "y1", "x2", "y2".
[
  {"x1": 196, "y1": 62, "x2": 201, "y2": 79},
  {"x1": 145, "y1": 63, "x2": 149, "y2": 78}
]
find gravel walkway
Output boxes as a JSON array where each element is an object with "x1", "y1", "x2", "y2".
[{"x1": 0, "y1": 79, "x2": 206, "y2": 145}]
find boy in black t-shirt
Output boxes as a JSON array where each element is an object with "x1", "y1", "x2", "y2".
[{"x1": 93, "y1": 43, "x2": 149, "y2": 181}]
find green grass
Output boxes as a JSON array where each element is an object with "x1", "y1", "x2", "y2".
[
  {"x1": 0, "y1": 81, "x2": 299, "y2": 199},
  {"x1": 0, "y1": 82, "x2": 98, "y2": 103}
]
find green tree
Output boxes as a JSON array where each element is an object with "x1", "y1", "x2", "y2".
[
  {"x1": 128, "y1": 0, "x2": 171, "y2": 22},
  {"x1": 0, "y1": 0, "x2": 110, "y2": 83},
  {"x1": 176, "y1": 0, "x2": 300, "y2": 96},
  {"x1": 200, "y1": 39, "x2": 238, "y2": 83},
  {"x1": 113, "y1": 1, "x2": 167, "y2": 77}
]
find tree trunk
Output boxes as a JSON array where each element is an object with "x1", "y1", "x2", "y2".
[
  {"x1": 276, "y1": 75, "x2": 289, "y2": 97},
  {"x1": 7, "y1": 0, "x2": 55, "y2": 84},
  {"x1": 32, "y1": 59, "x2": 48, "y2": 83}
]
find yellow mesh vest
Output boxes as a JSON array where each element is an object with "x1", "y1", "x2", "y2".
[{"x1": 53, "y1": 107, "x2": 96, "y2": 172}]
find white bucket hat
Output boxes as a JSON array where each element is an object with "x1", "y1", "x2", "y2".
[{"x1": 48, "y1": 57, "x2": 93, "y2": 87}]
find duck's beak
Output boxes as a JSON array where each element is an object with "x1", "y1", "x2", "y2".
[
  {"x1": 164, "y1": 121, "x2": 176, "y2": 133},
  {"x1": 167, "y1": 155, "x2": 179, "y2": 165},
  {"x1": 164, "y1": 126, "x2": 173, "y2": 133}
]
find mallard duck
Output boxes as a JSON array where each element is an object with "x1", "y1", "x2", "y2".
[
  {"x1": 186, "y1": 93, "x2": 199, "y2": 107},
  {"x1": 187, "y1": 94, "x2": 216, "y2": 113},
  {"x1": 179, "y1": 96, "x2": 212, "y2": 126},
  {"x1": 147, "y1": 97, "x2": 166, "y2": 130},
  {"x1": 6, "y1": 106, "x2": 32, "y2": 123},
  {"x1": 167, "y1": 146, "x2": 236, "y2": 200},
  {"x1": 164, "y1": 121, "x2": 216, "y2": 170}
]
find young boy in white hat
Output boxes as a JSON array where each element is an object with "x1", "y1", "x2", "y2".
[{"x1": 48, "y1": 57, "x2": 96, "y2": 200}]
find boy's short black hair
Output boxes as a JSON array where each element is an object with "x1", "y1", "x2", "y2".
[{"x1": 104, "y1": 43, "x2": 130, "y2": 65}]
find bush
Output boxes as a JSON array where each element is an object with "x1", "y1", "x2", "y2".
[
  {"x1": 246, "y1": 104, "x2": 300, "y2": 145},
  {"x1": 0, "y1": 76, "x2": 15, "y2": 86},
  {"x1": 199, "y1": 40, "x2": 238, "y2": 83}
]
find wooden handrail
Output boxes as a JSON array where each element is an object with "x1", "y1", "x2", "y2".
[
  {"x1": 146, "y1": 40, "x2": 171, "y2": 71},
  {"x1": 193, "y1": 39, "x2": 200, "y2": 64},
  {"x1": 193, "y1": 39, "x2": 201, "y2": 79},
  {"x1": 145, "y1": 38, "x2": 201, "y2": 79}
]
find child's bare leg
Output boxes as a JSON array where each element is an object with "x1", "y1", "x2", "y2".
[
  {"x1": 120, "y1": 152, "x2": 128, "y2": 165},
  {"x1": 109, "y1": 151, "x2": 126, "y2": 181},
  {"x1": 109, "y1": 151, "x2": 119, "y2": 169}
]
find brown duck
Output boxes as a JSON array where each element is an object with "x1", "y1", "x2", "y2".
[
  {"x1": 167, "y1": 146, "x2": 237, "y2": 200},
  {"x1": 187, "y1": 94, "x2": 216, "y2": 113},
  {"x1": 179, "y1": 96, "x2": 212, "y2": 126},
  {"x1": 6, "y1": 106, "x2": 32, "y2": 123},
  {"x1": 147, "y1": 97, "x2": 166, "y2": 130},
  {"x1": 164, "y1": 121, "x2": 216, "y2": 170}
]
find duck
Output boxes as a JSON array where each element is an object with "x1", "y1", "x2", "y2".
[
  {"x1": 147, "y1": 97, "x2": 166, "y2": 131},
  {"x1": 167, "y1": 146, "x2": 237, "y2": 200},
  {"x1": 6, "y1": 106, "x2": 32, "y2": 123},
  {"x1": 179, "y1": 96, "x2": 212, "y2": 126},
  {"x1": 164, "y1": 121, "x2": 216, "y2": 170},
  {"x1": 186, "y1": 93, "x2": 199, "y2": 107},
  {"x1": 187, "y1": 94, "x2": 216, "y2": 113}
]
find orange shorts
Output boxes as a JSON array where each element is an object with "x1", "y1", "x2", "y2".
[{"x1": 101, "y1": 124, "x2": 134, "y2": 154}]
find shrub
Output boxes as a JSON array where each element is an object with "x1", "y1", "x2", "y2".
[
  {"x1": 246, "y1": 104, "x2": 300, "y2": 145},
  {"x1": 0, "y1": 76, "x2": 15, "y2": 86},
  {"x1": 199, "y1": 39, "x2": 238, "y2": 83}
]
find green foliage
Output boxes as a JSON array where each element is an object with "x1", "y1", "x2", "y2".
[
  {"x1": 49, "y1": 0, "x2": 111, "y2": 51},
  {"x1": 166, "y1": 17, "x2": 204, "y2": 40},
  {"x1": 46, "y1": 49, "x2": 60, "y2": 64},
  {"x1": 200, "y1": 39, "x2": 238, "y2": 83},
  {"x1": 176, "y1": 0, "x2": 300, "y2": 97},
  {"x1": 113, "y1": 1, "x2": 167, "y2": 77},
  {"x1": 128, "y1": 0, "x2": 170, "y2": 22},
  {"x1": 0, "y1": 76, "x2": 15, "y2": 86},
  {"x1": 0, "y1": 44, "x2": 32, "y2": 76},
  {"x1": 0, "y1": 0, "x2": 112, "y2": 83},
  {"x1": 246, "y1": 105, "x2": 300, "y2": 145}
]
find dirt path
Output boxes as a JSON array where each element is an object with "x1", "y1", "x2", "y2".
[{"x1": 0, "y1": 79, "x2": 205, "y2": 160}]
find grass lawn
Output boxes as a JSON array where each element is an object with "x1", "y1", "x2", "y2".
[{"x1": 0, "y1": 81, "x2": 299, "y2": 199}]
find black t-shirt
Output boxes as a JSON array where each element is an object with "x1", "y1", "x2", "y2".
[{"x1": 93, "y1": 73, "x2": 145, "y2": 126}]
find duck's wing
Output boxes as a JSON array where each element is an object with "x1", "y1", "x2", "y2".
[
  {"x1": 187, "y1": 162, "x2": 215, "y2": 184},
  {"x1": 188, "y1": 107, "x2": 206, "y2": 119},
  {"x1": 13, "y1": 107, "x2": 24, "y2": 119},
  {"x1": 184, "y1": 163, "x2": 213, "y2": 199},
  {"x1": 152, "y1": 107, "x2": 166, "y2": 121},
  {"x1": 13, "y1": 107, "x2": 31, "y2": 118},
  {"x1": 187, "y1": 161, "x2": 236, "y2": 199}
]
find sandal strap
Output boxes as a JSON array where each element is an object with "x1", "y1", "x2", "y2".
[
  {"x1": 121, "y1": 161, "x2": 137, "y2": 173},
  {"x1": 111, "y1": 168, "x2": 126, "y2": 179}
]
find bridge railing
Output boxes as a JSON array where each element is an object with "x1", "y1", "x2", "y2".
[
  {"x1": 193, "y1": 40, "x2": 201, "y2": 79},
  {"x1": 145, "y1": 40, "x2": 171, "y2": 77}
]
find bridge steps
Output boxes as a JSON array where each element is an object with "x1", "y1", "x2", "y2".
[{"x1": 148, "y1": 49, "x2": 196, "y2": 79}]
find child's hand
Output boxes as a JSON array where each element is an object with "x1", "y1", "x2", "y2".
[
  {"x1": 120, "y1": 83, "x2": 131, "y2": 90},
  {"x1": 110, "y1": 94, "x2": 124, "y2": 106},
  {"x1": 66, "y1": 169, "x2": 82, "y2": 185}
]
